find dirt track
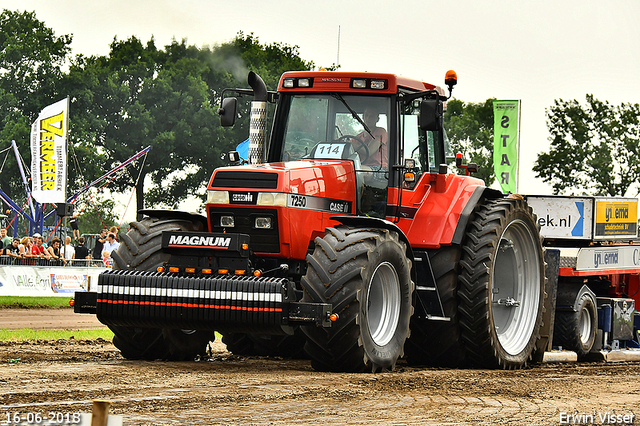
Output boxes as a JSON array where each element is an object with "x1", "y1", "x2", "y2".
[{"x1": 0, "y1": 309, "x2": 639, "y2": 425}]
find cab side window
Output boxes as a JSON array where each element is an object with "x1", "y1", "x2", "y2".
[{"x1": 400, "y1": 102, "x2": 430, "y2": 188}]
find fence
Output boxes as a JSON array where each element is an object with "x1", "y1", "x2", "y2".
[{"x1": 0, "y1": 256, "x2": 109, "y2": 268}]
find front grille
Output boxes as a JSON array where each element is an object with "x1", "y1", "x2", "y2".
[
  {"x1": 96, "y1": 270, "x2": 288, "y2": 333},
  {"x1": 212, "y1": 171, "x2": 278, "y2": 189},
  {"x1": 209, "y1": 207, "x2": 280, "y2": 253}
]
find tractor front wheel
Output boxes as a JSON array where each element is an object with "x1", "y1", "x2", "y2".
[
  {"x1": 301, "y1": 226, "x2": 413, "y2": 372},
  {"x1": 109, "y1": 217, "x2": 214, "y2": 361}
]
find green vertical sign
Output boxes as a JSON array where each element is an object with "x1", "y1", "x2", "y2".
[{"x1": 493, "y1": 100, "x2": 520, "y2": 194}]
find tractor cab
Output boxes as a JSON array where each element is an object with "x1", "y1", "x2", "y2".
[{"x1": 265, "y1": 73, "x2": 455, "y2": 218}]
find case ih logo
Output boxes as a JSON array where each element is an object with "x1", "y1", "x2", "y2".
[
  {"x1": 168, "y1": 235, "x2": 231, "y2": 248},
  {"x1": 232, "y1": 192, "x2": 253, "y2": 203}
]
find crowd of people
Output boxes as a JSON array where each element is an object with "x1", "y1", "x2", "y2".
[{"x1": 0, "y1": 226, "x2": 121, "y2": 267}]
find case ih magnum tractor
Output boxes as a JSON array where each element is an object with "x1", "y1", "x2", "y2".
[{"x1": 76, "y1": 70, "x2": 550, "y2": 372}]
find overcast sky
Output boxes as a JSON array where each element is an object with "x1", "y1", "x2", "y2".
[{"x1": 5, "y1": 0, "x2": 640, "y2": 200}]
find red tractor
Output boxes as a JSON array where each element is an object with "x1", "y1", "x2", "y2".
[{"x1": 75, "y1": 70, "x2": 548, "y2": 372}]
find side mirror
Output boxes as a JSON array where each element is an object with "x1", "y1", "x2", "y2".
[
  {"x1": 419, "y1": 98, "x2": 443, "y2": 131},
  {"x1": 218, "y1": 97, "x2": 237, "y2": 127}
]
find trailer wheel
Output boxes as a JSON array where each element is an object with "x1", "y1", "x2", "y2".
[
  {"x1": 458, "y1": 198, "x2": 546, "y2": 369},
  {"x1": 404, "y1": 246, "x2": 466, "y2": 367},
  {"x1": 109, "y1": 217, "x2": 214, "y2": 361},
  {"x1": 553, "y1": 291, "x2": 597, "y2": 358},
  {"x1": 301, "y1": 226, "x2": 413, "y2": 373}
]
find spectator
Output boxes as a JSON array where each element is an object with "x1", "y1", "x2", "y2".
[
  {"x1": 109, "y1": 226, "x2": 118, "y2": 240},
  {"x1": 103, "y1": 233, "x2": 120, "y2": 255},
  {"x1": 46, "y1": 237, "x2": 65, "y2": 264},
  {"x1": 73, "y1": 236, "x2": 91, "y2": 265},
  {"x1": 102, "y1": 250, "x2": 112, "y2": 267},
  {"x1": 3, "y1": 238, "x2": 21, "y2": 258},
  {"x1": 93, "y1": 229, "x2": 107, "y2": 260},
  {"x1": 18, "y1": 237, "x2": 34, "y2": 258},
  {"x1": 62, "y1": 236, "x2": 75, "y2": 262},
  {"x1": 33, "y1": 233, "x2": 47, "y2": 249},
  {"x1": 32, "y1": 236, "x2": 50, "y2": 259},
  {"x1": 0, "y1": 228, "x2": 11, "y2": 249},
  {"x1": 70, "y1": 214, "x2": 80, "y2": 240}
]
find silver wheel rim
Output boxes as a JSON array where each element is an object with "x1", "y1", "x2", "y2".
[
  {"x1": 492, "y1": 219, "x2": 541, "y2": 356},
  {"x1": 367, "y1": 261, "x2": 401, "y2": 347},
  {"x1": 579, "y1": 306, "x2": 592, "y2": 345}
]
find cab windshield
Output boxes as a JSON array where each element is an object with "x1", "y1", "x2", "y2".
[
  {"x1": 280, "y1": 94, "x2": 390, "y2": 217},
  {"x1": 281, "y1": 94, "x2": 390, "y2": 168}
]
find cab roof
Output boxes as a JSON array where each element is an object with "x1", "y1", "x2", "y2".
[{"x1": 278, "y1": 71, "x2": 437, "y2": 95}]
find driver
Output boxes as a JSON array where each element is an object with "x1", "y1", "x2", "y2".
[{"x1": 353, "y1": 108, "x2": 388, "y2": 169}]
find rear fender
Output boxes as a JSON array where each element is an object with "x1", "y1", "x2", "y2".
[{"x1": 451, "y1": 186, "x2": 503, "y2": 245}]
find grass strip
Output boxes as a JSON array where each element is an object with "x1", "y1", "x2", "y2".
[
  {"x1": 0, "y1": 328, "x2": 114, "y2": 342},
  {"x1": 0, "y1": 296, "x2": 74, "y2": 309}
]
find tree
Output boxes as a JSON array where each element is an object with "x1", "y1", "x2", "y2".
[
  {"x1": 444, "y1": 98, "x2": 496, "y2": 185},
  {"x1": 533, "y1": 95, "x2": 640, "y2": 196},
  {"x1": 66, "y1": 32, "x2": 313, "y2": 218},
  {"x1": 0, "y1": 9, "x2": 73, "y2": 205}
]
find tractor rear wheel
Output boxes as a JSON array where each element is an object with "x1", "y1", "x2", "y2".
[
  {"x1": 301, "y1": 226, "x2": 413, "y2": 372},
  {"x1": 458, "y1": 198, "x2": 546, "y2": 369},
  {"x1": 108, "y1": 217, "x2": 214, "y2": 361}
]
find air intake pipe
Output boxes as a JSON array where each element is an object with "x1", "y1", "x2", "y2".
[{"x1": 248, "y1": 71, "x2": 268, "y2": 164}]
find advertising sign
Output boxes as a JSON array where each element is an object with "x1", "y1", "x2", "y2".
[
  {"x1": 576, "y1": 246, "x2": 640, "y2": 271},
  {"x1": 593, "y1": 198, "x2": 638, "y2": 239},
  {"x1": 493, "y1": 100, "x2": 520, "y2": 194},
  {"x1": 527, "y1": 196, "x2": 593, "y2": 240},
  {"x1": 0, "y1": 265, "x2": 106, "y2": 297},
  {"x1": 30, "y1": 97, "x2": 69, "y2": 203}
]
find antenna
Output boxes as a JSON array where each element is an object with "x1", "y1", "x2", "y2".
[{"x1": 337, "y1": 25, "x2": 341, "y2": 67}]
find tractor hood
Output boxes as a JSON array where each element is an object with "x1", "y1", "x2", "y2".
[
  {"x1": 206, "y1": 160, "x2": 358, "y2": 258},
  {"x1": 207, "y1": 160, "x2": 357, "y2": 211}
]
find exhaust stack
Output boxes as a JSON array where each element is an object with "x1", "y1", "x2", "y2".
[{"x1": 248, "y1": 71, "x2": 267, "y2": 164}]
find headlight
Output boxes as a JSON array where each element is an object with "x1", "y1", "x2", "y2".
[
  {"x1": 257, "y1": 192, "x2": 287, "y2": 206},
  {"x1": 207, "y1": 190, "x2": 229, "y2": 204},
  {"x1": 254, "y1": 217, "x2": 272, "y2": 229},
  {"x1": 220, "y1": 215, "x2": 234, "y2": 227}
]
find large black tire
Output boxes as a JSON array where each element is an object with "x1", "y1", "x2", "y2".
[
  {"x1": 553, "y1": 291, "x2": 597, "y2": 358},
  {"x1": 222, "y1": 331, "x2": 307, "y2": 358},
  {"x1": 301, "y1": 226, "x2": 414, "y2": 373},
  {"x1": 458, "y1": 198, "x2": 546, "y2": 369},
  {"x1": 404, "y1": 246, "x2": 466, "y2": 367},
  {"x1": 108, "y1": 217, "x2": 214, "y2": 361}
]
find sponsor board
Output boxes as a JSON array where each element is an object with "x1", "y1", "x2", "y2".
[
  {"x1": 0, "y1": 265, "x2": 106, "y2": 297},
  {"x1": 30, "y1": 98, "x2": 69, "y2": 204},
  {"x1": 594, "y1": 197, "x2": 638, "y2": 239},
  {"x1": 576, "y1": 246, "x2": 640, "y2": 271},
  {"x1": 51, "y1": 272, "x2": 89, "y2": 293},
  {"x1": 526, "y1": 196, "x2": 593, "y2": 240}
]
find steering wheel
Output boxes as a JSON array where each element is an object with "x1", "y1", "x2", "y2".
[
  {"x1": 286, "y1": 137, "x2": 317, "y2": 160},
  {"x1": 337, "y1": 135, "x2": 369, "y2": 163}
]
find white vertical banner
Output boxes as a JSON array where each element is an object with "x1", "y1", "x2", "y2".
[{"x1": 30, "y1": 97, "x2": 69, "y2": 203}]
